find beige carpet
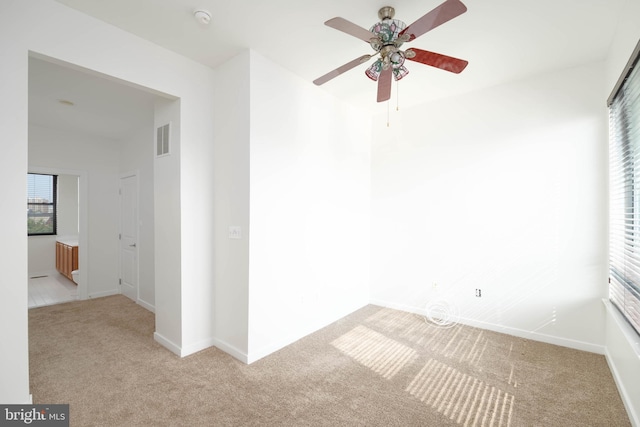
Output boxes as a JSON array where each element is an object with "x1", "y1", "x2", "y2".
[{"x1": 29, "y1": 295, "x2": 630, "y2": 426}]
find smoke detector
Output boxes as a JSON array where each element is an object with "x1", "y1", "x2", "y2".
[{"x1": 193, "y1": 9, "x2": 211, "y2": 25}]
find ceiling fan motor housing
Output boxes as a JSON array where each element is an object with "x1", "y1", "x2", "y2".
[
  {"x1": 378, "y1": 6, "x2": 395, "y2": 20},
  {"x1": 367, "y1": 8, "x2": 410, "y2": 81}
]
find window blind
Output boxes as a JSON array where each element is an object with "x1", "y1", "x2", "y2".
[{"x1": 609, "y1": 42, "x2": 640, "y2": 336}]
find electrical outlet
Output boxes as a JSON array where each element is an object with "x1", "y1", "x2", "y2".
[
  {"x1": 228, "y1": 226, "x2": 242, "y2": 239},
  {"x1": 475, "y1": 288, "x2": 482, "y2": 297}
]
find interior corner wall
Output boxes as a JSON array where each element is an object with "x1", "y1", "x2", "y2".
[
  {"x1": 177, "y1": 67, "x2": 217, "y2": 356},
  {"x1": 211, "y1": 51, "x2": 251, "y2": 361},
  {"x1": 247, "y1": 51, "x2": 372, "y2": 362},
  {"x1": 603, "y1": 0, "x2": 640, "y2": 424},
  {"x1": 153, "y1": 97, "x2": 183, "y2": 353},
  {"x1": 371, "y1": 61, "x2": 608, "y2": 353}
]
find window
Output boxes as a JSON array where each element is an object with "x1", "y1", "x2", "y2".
[
  {"x1": 27, "y1": 173, "x2": 57, "y2": 236},
  {"x1": 609, "y1": 41, "x2": 640, "y2": 336}
]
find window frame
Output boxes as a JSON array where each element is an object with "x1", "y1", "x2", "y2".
[
  {"x1": 608, "y1": 39, "x2": 640, "y2": 337},
  {"x1": 27, "y1": 172, "x2": 58, "y2": 236}
]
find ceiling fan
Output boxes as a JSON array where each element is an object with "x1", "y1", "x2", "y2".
[{"x1": 313, "y1": 0, "x2": 469, "y2": 103}]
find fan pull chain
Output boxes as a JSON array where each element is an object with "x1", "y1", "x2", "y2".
[
  {"x1": 387, "y1": 99, "x2": 390, "y2": 127},
  {"x1": 396, "y1": 80, "x2": 400, "y2": 111}
]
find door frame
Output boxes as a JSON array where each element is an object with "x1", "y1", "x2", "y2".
[{"x1": 29, "y1": 165, "x2": 89, "y2": 299}]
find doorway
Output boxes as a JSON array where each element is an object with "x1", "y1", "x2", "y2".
[
  {"x1": 27, "y1": 167, "x2": 89, "y2": 305},
  {"x1": 28, "y1": 54, "x2": 158, "y2": 307}
]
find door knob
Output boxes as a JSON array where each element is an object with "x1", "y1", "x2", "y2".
[{"x1": 129, "y1": 243, "x2": 137, "y2": 248}]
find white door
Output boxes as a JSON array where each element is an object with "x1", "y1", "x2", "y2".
[{"x1": 119, "y1": 174, "x2": 138, "y2": 302}]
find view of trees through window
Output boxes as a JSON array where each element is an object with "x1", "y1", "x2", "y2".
[{"x1": 27, "y1": 173, "x2": 57, "y2": 235}]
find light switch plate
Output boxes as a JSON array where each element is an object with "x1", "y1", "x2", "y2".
[{"x1": 228, "y1": 226, "x2": 242, "y2": 239}]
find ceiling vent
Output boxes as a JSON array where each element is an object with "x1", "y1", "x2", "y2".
[{"x1": 156, "y1": 123, "x2": 170, "y2": 157}]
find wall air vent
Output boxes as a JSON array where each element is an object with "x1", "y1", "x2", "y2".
[{"x1": 156, "y1": 123, "x2": 170, "y2": 157}]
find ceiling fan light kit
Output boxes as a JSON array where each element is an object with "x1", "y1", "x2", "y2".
[{"x1": 313, "y1": 0, "x2": 469, "y2": 103}]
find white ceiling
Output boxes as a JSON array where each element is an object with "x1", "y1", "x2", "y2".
[
  {"x1": 29, "y1": 56, "x2": 157, "y2": 140},
  {"x1": 31, "y1": 0, "x2": 626, "y2": 139}
]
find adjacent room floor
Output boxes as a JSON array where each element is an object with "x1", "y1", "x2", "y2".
[{"x1": 28, "y1": 273, "x2": 77, "y2": 308}]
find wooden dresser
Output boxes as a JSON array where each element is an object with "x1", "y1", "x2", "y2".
[{"x1": 56, "y1": 240, "x2": 78, "y2": 282}]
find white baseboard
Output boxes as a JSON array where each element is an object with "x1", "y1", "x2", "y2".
[
  {"x1": 154, "y1": 332, "x2": 182, "y2": 356},
  {"x1": 212, "y1": 339, "x2": 249, "y2": 364},
  {"x1": 246, "y1": 302, "x2": 369, "y2": 364},
  {"x1": 605, "y1": 347, "x2": 640, "y2": 427},
  {"x1": 457, "y1": 316, "x2": 605, "y2": 354},
  {"x1": 154, "y1": 332, "x2": 224, "y2": 359},
  {"x1": 28, "y1": 270, "x2": 57, "y2": 279},
  {"x1": 603, "y1": 299, "x2": 640, "y2": 427},
  {"x1": 370, "y1": 299, "x2": 605, "y2": 354},
  {"x1": 137, "y1": 298, "x2": 155, "y2": 313},
  {"x1": 181, "y1": 337, "x2": 217, "y2": 358},
  {"x1": 246, "y1": 328, "x2": 315, "y2": 365},
  {"x1": 88, "y1": 289, "x2": 120, "y2": 299},
  {"x1": 369, "y1": 299, "x2": 428, "y2": 317}
]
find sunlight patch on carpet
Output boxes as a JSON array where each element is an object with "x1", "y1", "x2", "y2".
[
  {"x1": 407, "y1": 358, "x2": 514, "y2": 427},
  {"x1": 365, "y1": 309, "x2": 489, "y2": 368},
  {"x1": 444, "y1": 328, "x2": 489, "y2": 366},
  {"x1": 331, "y1": 325, "x2": 418, "y2": 379}
]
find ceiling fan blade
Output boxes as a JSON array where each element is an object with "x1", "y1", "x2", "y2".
[
  {"x1": 407, "y1": 48, "x2": 468, "y2": 74},
  {"x1": 325, "y1": 17, "x2": 377, "y2": 43},
  {"x1": 313, "y1": 55, "x2": 373, "y2": 86},
  {"x1": 399, "y1": 0, "x2": 467, "y2": 42},
  {"x1": 377, "y1": 67, "x2": 393, "y2": 102}
]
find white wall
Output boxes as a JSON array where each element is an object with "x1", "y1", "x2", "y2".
[
  {"x1": 210, "y1": 50, "x2": 371, "y2": 363},
  {"x1": 153, "y1": 97, "x2": 183, "y2": 353},
  {"x1": 57, "y1": 174, "x2": 79, "y2": 237},
  {"x1": 119, "y1": 117, "x2": 155, "y2": 310},
  {"x1": 29, "y1": 124, "x2": 120, "y2": 298},
  {"x1": 247, "y1": 51, "x2": 371, "y2": 362},
  {"x1": 212, "y1": 51, "x2": 251, "y2": 359},
  {"x1": 28, "y1": 236, "x2": 57, "y2": 278},
  {"x1": 604, "y1": 0, "x2": 640, "y2": 424},
  {"x1": 0, "y1": 0, "x2": 30, "y2": 401},
  {"x1": 371, "y1": 61, "x2": 608, "y2": 353}
]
